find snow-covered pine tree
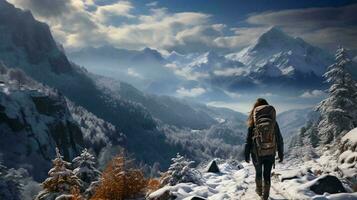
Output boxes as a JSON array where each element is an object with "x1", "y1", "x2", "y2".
[
  {"x1": 160, "y1": 153, "x2": 201, "y2": 186},
  {"x1": 0, "y1": 163, "x2": 22, "y2": 200},
  {"x1": 72, "y1": 148, "x2": 101, "y2": 198},
  {"x1": 35, "y1": 148, "x2": 81, "y2": 200},
  {"x1": 316, "y1": 47, "x2": 357, "y2": 144}
]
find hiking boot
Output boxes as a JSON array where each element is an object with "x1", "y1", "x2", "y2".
[
  {"x1": 255, "y1": 180, "x2": 262, "y2": 196},
  {"x1": 262, "y1": 184, "x2": 270, "y2": 200}
]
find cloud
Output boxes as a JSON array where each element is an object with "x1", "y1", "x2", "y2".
[
  {"x1": 146, "y1": 1, "x2": 158, "y2": 7},
  {"x1": 223, "y1": 91, "x2": 241, "y2": 99},
  {"x1": 8, "y1": 0, "x2": 241, "y2": 52},
  {"x1": 164, "y1": 63, "x2": 209, "y2": 81},
  {"x1": 127, "y1": 68, "x2": 142, "y2": 78},
  {"x1": 94, "y1": 1, "x2": 134, "y2": 22},
  {"x1": 214, "y1": 27, "x2": 267, "y2": 50},
  {"x1": 176, "y1": 87, "x2": 206, "y2": 97},
  {"x1": 9, "y1": 0, "x2": 72, "y2": 17},
  {"x1": 247, "y1": 4, "x2": 357, "y2": 30},
  {"x1": 106, "y1": 9, "x2": 213, "y2": 51},
  {"x1": 300, "y1": 90, "x2": 326, "y2": 98},
  {"x1": 213, "y1": 68, "x2": 248, "y2": 76},
  {"x1": 245, "y1": 4, "x2": 357, "y2": 50},
  {"x1": 9, "y1": 0, "x2": 357, "y2": 52}
]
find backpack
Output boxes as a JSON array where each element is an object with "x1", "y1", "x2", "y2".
[{"x1": 253, "y1": 105, "x2": 277, "y2": 157}]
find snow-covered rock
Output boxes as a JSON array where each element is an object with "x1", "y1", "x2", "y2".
[
  {"x1": 307, "y1": 175, "x2": 346, "y2": 195},
  {"x1": 341, "y1": 128, "x2": 357, "y2": 152},
  {"x1": 337, "y1": 128, "x2": 357, "y2": 185},
  {"x1": 206, "y1": 160, "x2": 220, "y2": 173}
]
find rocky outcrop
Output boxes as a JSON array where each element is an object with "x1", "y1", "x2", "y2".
[
  {"x1": 309, "y1": 175, "x2": 346, "y2": 195},
  {"x1": 0, "y1": 88, "x2": 84, "y2": 180},
  {"x1": 207, "y1": 160, "x2": 220, "y2": 173}
]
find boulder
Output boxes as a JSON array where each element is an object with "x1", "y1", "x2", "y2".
[
  {"x1": 207, "y1": 160, "x2": 220, "y2": 173},
  {"x1": 147, "y1": 188, "x2": 177, "y2": 200},
  {"x1": 310, "y1": 175, "x2": 346, "y2": 195},
  {"x1": 191, "y1": 197, "x2": 206, "y2": 200}
]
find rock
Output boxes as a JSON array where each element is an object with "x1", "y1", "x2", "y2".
[
  {"x1": 147, "y1": 188, "x2": 177, "y2": 200},
  {"x1": 191, "y1": 197, "x2": 206, "y2": 200},
  {"x1": 227, "y1": 159, "x2": 244, "y2": 170},
  {"x1": 310, "y1": 175, "x2": 346, "y2": 195},
  {"x1": 207, "y1": 160, "x2": 220, "y2": 173}
]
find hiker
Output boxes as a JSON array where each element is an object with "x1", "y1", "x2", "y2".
[{"x1": 244, "y1": 98, "x2": 284, "y2": 200}]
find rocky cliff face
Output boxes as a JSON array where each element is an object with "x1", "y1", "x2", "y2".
[
  {"x1": 0, "y1": 64, "x2": 120, "y2": 181},
  {"x1": 0, "y1": 1, "x2": 72, "y2": 74},
  {"x1": 0, "y1": 85, "x2": 82, "y2": 180}
]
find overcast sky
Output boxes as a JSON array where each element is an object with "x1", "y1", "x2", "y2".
[{"x1": 8, "y1": 0, "x2": 357, "y2": 53}]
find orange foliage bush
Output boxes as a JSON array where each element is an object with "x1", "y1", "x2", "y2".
[
  {"x1": 71, "y1": 186, "x2": 84, "y2": 200},
  {"x1": 147, "y1": 179, "x2": 161, "y2": 194},
  {"x1": 91, "y1": 155, "x2": 148, "y2": 200}
]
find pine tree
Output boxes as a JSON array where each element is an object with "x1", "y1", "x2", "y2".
[
  {"x1": 35, "y1": 148, "x2": 81, "y2": 200},
  {"x1": 160, "y1": 153, "x2": 201, "y2": 186},
  {"x1": 72, "y1": 148, "x2": 101, "y2": 196},
  {"x1": 92, "y1": 154, "x2": 147, "y2": 200},
  {"x1": 316, "y1": 47, "x2": 357, "y2": 144}
]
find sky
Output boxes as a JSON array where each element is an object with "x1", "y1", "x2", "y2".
[
  {"x1": 6, "y1": 0, "x2": 357, "y2": 113},
  {"x1": 8, "y1": 0, "x2": 357, "y2": 54}
]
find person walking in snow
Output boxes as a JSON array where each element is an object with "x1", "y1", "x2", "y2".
[{"x1": 244, "y1": 98, "x2": 284, "y2": 200}]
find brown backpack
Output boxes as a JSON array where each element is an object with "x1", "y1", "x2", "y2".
[{"x1": 253, "y1": 105, "x2": 277, "y2": 157}]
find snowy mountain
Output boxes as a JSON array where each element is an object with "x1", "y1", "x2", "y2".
[
  {"x1": 227, "y1": 27, "x2": 333, "y2": 76},
  {"x1": 67, "y1": 27, "x2": 337, "y2": 99},
  {"x1": 158, "y1": 27, "x2": 336, "y2": 96},
  {"x1": 222, "y1": 27, "x2": 335, "y2": 92},
  {"x1": 68, "y1": 46, "x2": 180, "y2": 94},
  {"x1": 0, "y1": 64, "x2": 121, "y2": 181}
]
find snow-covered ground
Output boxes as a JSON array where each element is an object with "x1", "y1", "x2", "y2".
[{"x1": 150, "y1": 160, "x2": 357, "y2": 200}]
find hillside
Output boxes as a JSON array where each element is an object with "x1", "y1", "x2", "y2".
[{"x1": 0, "y1": 64, "x2": 121, "y2": 181}]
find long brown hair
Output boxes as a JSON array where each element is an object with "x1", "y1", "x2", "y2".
[{"x1": 247, "y1": 98, "x2": 269, "y2": 127}]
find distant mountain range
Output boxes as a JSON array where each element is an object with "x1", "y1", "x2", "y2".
[
  {"x1": 68, "y1": 26, "x2": 343, "y2": 99},
  {"x1": 68, "y1": 46, "x2": 180, "y2": 94}
]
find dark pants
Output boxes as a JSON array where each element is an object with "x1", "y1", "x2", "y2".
[{"x1": 253, "y1": 155, "x2": 274, "y2": 186}]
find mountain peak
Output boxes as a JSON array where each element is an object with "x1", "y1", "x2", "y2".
[
  {"x1": 254, "y1": 27, "x2": 293, "y2": 49},
  {"x1": 265, "y1": 26, "x2": 286, "y2": 35},
  {"x1": 138, "y1": 47, "x2": 163, "y2": 60}
]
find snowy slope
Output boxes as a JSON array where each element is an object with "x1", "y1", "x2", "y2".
[
  {"x1": 93, "y1": 75, "x2": 248, "y2": 162},
  {"x1": 277, "y1": 107, "x2": 319, "y2": 147},
  {"x1": 149, "y1": 160, "x2": 357, "y2": 200},
  {"x1": 0, "y1": 65, "x2": 119, "y2": 181},
  {"x1": 338, "y1": 128, "x2": 357, "y2": 181}
]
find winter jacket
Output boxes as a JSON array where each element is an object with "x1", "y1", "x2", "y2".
[{"x1": 244, "y1": 122, "x2": 284, "y2": 162}]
